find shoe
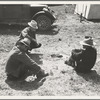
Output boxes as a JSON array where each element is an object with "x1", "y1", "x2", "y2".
[
  {"x1": 65, "y1": 60, "x2": 72, "y2": 66},
  {"x1": 65, "y1": 60, "x2": 75, "y2": 67},
  {"x1": 36, "y1": 43, "x2": 42, "y2": 48},
  {"x1": 36, "y1": 70, "x2": 49, "y2": 81}
]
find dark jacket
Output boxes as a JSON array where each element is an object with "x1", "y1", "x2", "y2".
[
  {"x1": 68, "y1": 46, "x2": 97, "y2": 73},
  {"x1": 76, "y1": 46, "x2": 97, "y2": 71},
  {"x1": 17, "y1": 27, "x2": 39, "y2": 50},
  {"x1": 5, "y1": 46, "x2": 40, "y2": 77},
  {"x1": 19, "y1": 27, "x2": 36, "y2": 40}
]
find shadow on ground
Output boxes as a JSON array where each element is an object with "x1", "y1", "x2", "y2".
[
  {"x1": 5, "y1": 78, "x2": 46, "y2": 91},
  {"x1": 77, "y1": 70, "x2": 100, "y2": 84},
  {"x1": 36, "y1": 25, "x2": 60, "y2": 35},
  {"x1": 0, "y1": 24, "x2": 59, "y2": 36},
  {"x1": 0, "y1": 24, "x2": 23, "y2": 36},
  {"x1": 0, "y1": 24, "x2": 25, "y2": 30},
  {"x1": 88, "y1": 19, "x2": 100, "y2": 23}
]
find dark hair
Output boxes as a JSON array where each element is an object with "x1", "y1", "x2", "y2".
[{"x1": 85, "y1": 36, "x2": 92, "y2": 39}]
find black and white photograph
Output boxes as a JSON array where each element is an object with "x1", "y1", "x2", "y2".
[{"x1": 0, "y1": 1, "x2": 100, "y2": 98}]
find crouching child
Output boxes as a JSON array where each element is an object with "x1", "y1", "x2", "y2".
[
  {"x1": 5, "y1": 38, "x2": 48, "y2": 81},
  {"x1": 65, "y1": 36, "x2": 97, "y2": 73}
]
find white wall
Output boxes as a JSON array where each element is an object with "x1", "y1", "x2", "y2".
[{"x1": 75, "y1": 4, "x2": 100, "y2": 19}]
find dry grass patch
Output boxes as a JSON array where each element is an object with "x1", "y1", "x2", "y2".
[{"x1": 0, "y1": 4, "x2": 100, "y2": 96}]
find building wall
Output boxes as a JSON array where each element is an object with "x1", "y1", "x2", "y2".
[
  {"x1": 88, "y1": 5, "x2": 100, "y2": 19},
  {"x1": 75, "y1": 4, "x2": 100, "y2": 19}
]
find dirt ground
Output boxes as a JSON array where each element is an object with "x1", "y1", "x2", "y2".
[{"x1": 1, "y1": 4, "x2": 100, "y2": 96}]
